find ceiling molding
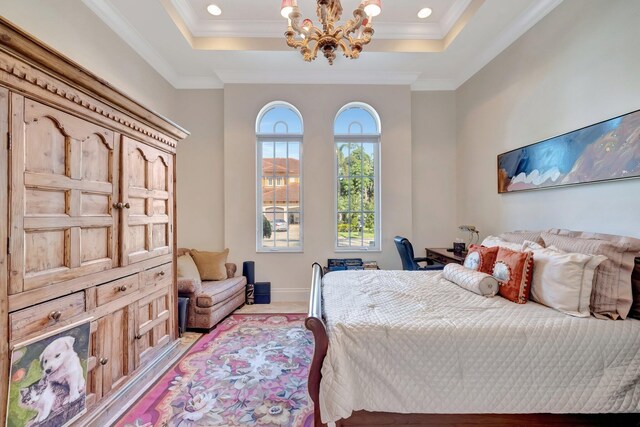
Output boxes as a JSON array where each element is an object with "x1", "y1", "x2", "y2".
[
  {"x1": 215, "y1": 70, "x2": 422, "y2": 86},
  {"x1": 451, "y1": 0, "x2": 564, "y2": 89},
  {"x1": 82, "y1": 0, "x2": 223, "y2": 88},
  {"x1": 172, "y1": 75, "x2": 225, "y2": 89},
  {"x1": 85, "y1": 0, "x2": 562, "y2": 90},
  {"x1": 170, "y1": 0, "x2": 471, "y2": 40},
  {"x1": 168, "y1": 0, "x2": 199, "y2": 31},
  {"x1": 410, "y1": 79, "x2": 457, "y2": 91},
  {"x1": 81, "y1": 0, "x2": 179, "y2": 84},
  {"x1": 181, "y1": 20, "x2": 448, "y2": 40},
  {"x1": 411, "y1": 0, "x2": 563, "y2": 91},
  {"x1": 440, "y1": 0, "x2": 473, "y2": 36}
]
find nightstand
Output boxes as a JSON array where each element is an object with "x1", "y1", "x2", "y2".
[{"x1": 426, "y1": 248, "x2": 466, "y2": 265}]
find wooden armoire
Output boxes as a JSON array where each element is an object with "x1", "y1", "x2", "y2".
[{"x1": 0, "y1": 18, "x2": 188, "y2": 423}]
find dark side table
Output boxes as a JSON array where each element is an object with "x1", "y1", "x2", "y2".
[{"x1": 426, "y1": 248, "x2": 466, "y2": 265}]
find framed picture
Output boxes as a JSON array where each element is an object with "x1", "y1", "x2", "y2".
[
  {"x1": 6, "y1": 319, "x2": 91, "y2": 427},
  {"x1": 498, "y1": 108, "x2": 640, "y2": 193}
]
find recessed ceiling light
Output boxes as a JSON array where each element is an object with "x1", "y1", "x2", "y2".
[
  {"x1": 207, "y1": 4, "x2": 222, "y2": 16},
  {"x1": 418, "y1": 7, "x2": 433, "y2": 19}
]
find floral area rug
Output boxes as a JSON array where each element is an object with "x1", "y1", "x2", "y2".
[{"x1": 115, "y1": 314, "x2": 314, "y2": 427}]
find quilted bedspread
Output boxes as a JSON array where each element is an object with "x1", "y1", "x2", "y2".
[{"x1": 319, "y1": 270, "x2": 640, "y2": 423}]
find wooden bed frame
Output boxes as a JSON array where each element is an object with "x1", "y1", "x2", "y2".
[{"x1": 305, "y1": 264, "x2": 640, "y2": 427}]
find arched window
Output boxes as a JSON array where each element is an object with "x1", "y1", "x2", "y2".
[
  {"x1": 334, "y1": 103, "x2": 381, "y2": 251},
  {"x1": 256, "y1": 102, "x2": 303, "y2": 252}
]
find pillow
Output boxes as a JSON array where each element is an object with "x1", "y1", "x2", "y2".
[
  {"x1": 443, "y1": 264, "x2": 499, "y2": 297},
  {"x1": 523, "y1": 242, "x2": 607, "y2": 317},
  {"x1": 463, "y1": 245, "x2": 499, "y2": 274},
  {"x1": 541, "y1": 232, "x2": 637, "y2": 319},
  {"x1": 522, "y1": 240, "x2": 545, "y2": 250},
  {"x1": 177, "y1": 252, "x2": 201, "y2": 282},
  {"x1": 481, "y1": 236, "x2": 523, "y2": 252},
  {"x1": 190, "y1": 248, "x2": 230, "y2": 281},
  {"x1": 499, "y1": 231, "x2": 545, "y2": 246},
  {"x1": 631, "y1": 258, "x2": 640, "y2": 319},
  {"x1": 492, "y1": 247, "x2": 534, "y2": 304}
]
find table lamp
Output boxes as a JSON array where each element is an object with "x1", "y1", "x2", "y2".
[{"x1": 458, "y1": 225, "x2": 480, "y2": 249}]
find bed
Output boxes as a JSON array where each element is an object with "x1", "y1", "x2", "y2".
[{"x1": 305, "y1": 264, "x2": 640, "y2": 426}]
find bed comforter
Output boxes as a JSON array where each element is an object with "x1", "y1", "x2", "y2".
[{"x1": 319, "y1": 270, "x2": 640, "y2": 423}]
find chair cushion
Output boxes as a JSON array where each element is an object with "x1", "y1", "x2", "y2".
[
  {"x1": 191, "y1": 248, "x2": 229, "y2": 281},
  {"x1": 177, "y1": 253, "x2": 201, "y2": 282},
  {"x1": 196, "y1": 276, "x2": 247, "y2": 308}
]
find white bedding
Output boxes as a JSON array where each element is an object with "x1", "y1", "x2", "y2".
[{"x1": 319, "y1": 270, "x2": 640, "y2": 423}]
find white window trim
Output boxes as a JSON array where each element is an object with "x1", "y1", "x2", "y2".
[
  {"x1": 334, "y1": 103, "x2": 382, "y2": 252},
  {"x1": 255, "y1": 102, "x2": 304, "y2": 253}
]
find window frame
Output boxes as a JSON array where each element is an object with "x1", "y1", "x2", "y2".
[
  {"x1": 255, "y1": 101, "x2": 304, "y2": 253},
  {"x1": 334, "y1": 102, "x2": 382, "y2": 252}
]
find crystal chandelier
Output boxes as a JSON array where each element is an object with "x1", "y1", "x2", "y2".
[{"x1": 281, "y1": 0, "x2": 382, "y2": 65}]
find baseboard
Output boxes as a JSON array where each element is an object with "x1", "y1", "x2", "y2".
[{"x1": 270, "y1": 288, "x2": 309, "y2": 302}]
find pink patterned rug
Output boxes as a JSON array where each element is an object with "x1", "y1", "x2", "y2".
[{"x1": 115, "y1": 314, "x2": 314, "y2": 427}]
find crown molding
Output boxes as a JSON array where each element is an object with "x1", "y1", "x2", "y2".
[
  {"x1": 215, "y1": 70, "x2": 422, "y2": 86},
  {"x1": 82, "y1": 0, "x2": 223, "y2": 89},
  {"x1": 440, "y1": 0, "x2": 473, "y2": 36},
  {"x1": 172, "y1": 75, "x2": 224, "y2": 89},
  {"x1": 411, "y1": 79, "x2": 457, "y2": 91},
  {"x1": 181, "y1": 20, "x2": 447, "y2": 40},
  {"x1": 412, "y1": 0, "x2": 563, "y2": 91},
  {"x1": 170, "y1": 0, "x2": 471, "y2": 40},
  {"x1": 451, "y1": 0, "x2": 564, "y2": 89}
]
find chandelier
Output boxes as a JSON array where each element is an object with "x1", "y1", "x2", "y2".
[{"x1": 281, "y1": 0, "x2": 382, "y2": 65}]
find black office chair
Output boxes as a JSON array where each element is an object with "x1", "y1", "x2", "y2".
[{"x1": 394, "y1": 236, "x2": 444, "y2": 271}]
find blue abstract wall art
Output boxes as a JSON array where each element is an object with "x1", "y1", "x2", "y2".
[{"x1": 498, "y1": 109, "x2": 640, "y2": 193}]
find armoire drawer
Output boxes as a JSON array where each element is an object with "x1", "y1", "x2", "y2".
[
  {"x1": 10, "y1": 292, "x2": 86, "y2": 342},
  {"x1": 96, "y1": 275, "x2": 140, "y2": 307},
  {"x1": 143, "y1": 263, "x2": 172, "y2": 289}
]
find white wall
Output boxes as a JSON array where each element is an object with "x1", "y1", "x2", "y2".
[
  {"x1": 174, "y1": 90, "x2": 226, "y2": 250},
  {"x1": 0, "y1": 0, "x2": 176, "y2": 116},
  {"x1": 411, "y1": 91, "x2": 458, "y2": 247},
  {"x1": 224, "y1": 84, "x2": 413, "y2": 300},
  {"x1": 456, "y1": 0, "x2": 640, "y2": 239}
]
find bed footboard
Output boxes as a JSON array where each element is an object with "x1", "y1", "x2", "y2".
[{"x1": 305, "y1": 263, "x2": 328, "y2": 427}]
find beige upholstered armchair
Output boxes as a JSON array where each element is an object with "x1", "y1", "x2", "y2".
[{"x1": 177, "y1": 248, "x2": 246, "y2": 330}]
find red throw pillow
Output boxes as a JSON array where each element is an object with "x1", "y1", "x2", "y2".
[
  {"x1": 463, "y1": 245, "x2": 499, "y2": 274},
  {"x1": 493, "y1": 247, "x2": 534, "y2": 304}
]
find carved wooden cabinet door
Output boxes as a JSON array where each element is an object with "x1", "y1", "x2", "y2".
[
  {"x1": 99, "y1": 303, "x2": 135, "y2": 396},
  {"x1": 9, "y1": 95, "x2": 119, "y2": 294},
  {"x1": 135, "y1": 285, "x2": 173, "y2": 367},
  {"x1": 85, "y1": 320, "x2": 103, "y2": 409},
  {"x1": 120, "y1": 136, "x2": 174, "y2": 266}
]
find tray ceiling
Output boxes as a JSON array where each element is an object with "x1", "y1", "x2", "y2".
[{"x1": 81, "y1": 0, "x2": 563, "y2": 89}]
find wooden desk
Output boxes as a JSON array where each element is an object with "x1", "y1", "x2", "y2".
[{"x1": 426, "y1": 248, "x2": 466, "y2": 265}]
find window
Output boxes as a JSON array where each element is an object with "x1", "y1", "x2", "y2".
[
  {"x1": 256, "y1": 102, "x2": 303, "y2": 252},
  {"x1": 334, "y1": 103, "x2": 381, "y2": 251}
]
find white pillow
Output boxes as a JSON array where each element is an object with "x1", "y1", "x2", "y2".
[
  {"x1": 522, "y1": 241, "x2": 607, "y2": 317},
  {"x1": 177, "y1": 253, "x2": 202, "y2": 283},
  {"x1": 522, "y1": 239, "x2": 544, "y2": 250},
  {"x1": 443, "y1": 264, "x2": 499, "y2": 297},
  {"x1": 481, "y1": 236, "x2": 523, "y2": 252}
]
